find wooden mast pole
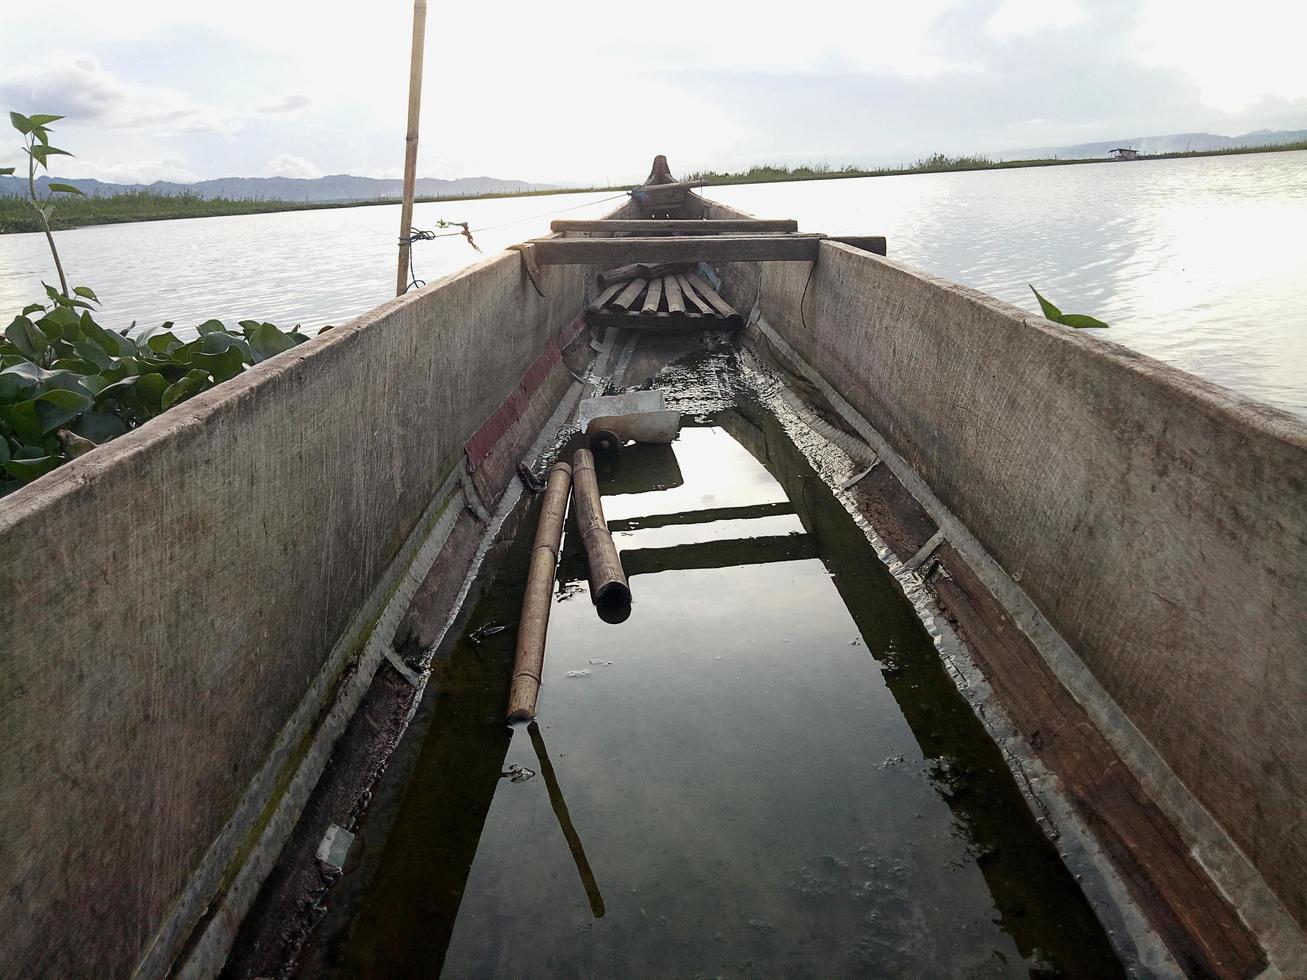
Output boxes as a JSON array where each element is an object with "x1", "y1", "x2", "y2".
[{"x1": 395, "y1": 0, "x2": 429, "y2": 296}]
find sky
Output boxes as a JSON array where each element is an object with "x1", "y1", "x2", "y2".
[{"x1": 1, "y1": 0, "x2": 1305, "y2": 185}]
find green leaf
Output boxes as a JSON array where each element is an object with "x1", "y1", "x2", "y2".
[
  {"x1": 33, "y1": 388, "x2": 92, "y2": 434},
  {"x1": 192, "y1": 345, "x2": 246, "y2": 383},
  {"x1": 93, "y1": 375, "x2": 145, "y2": 404},
  {"x1": 3, "y1": 454, "x2": 61, "y2": 482},
  {"x1": 1029, "y1": 285, "x2": 1062, "y2": 322},
  {"x1": 5, "y1": 316, "x2": 49, "y2": 362},
  {"x1": 162, "y1": 369, "x2": 211, "y2": 410},
  {"x1": 1058, "y1": 313, "x2": 1110, "y2": 329},
  {"x1": 248, "y1": 322, "x2": 296, "y2": 363},
  {"x1": 0, "y1": 439, "x2": 8, "y2": 465},
  {"x1": 199, "y1": 331, "x2": 252, "y2": 360},
  {"x1": 80, "y1": 312, "x2": 135, "y2": 357},
  {"x1": 70, "y1": 411, "x2": 127, "y2": 443},
  {"x1": 0, "y1": 400, "x2": 41, "y2": 442},
  {"x1": 131, "y1": 372, "x2": 168, "y2": 416},
  {"x1": 72, "y1": 285, "x2": 99, "y2": 303},
  {"x1": 37, "y1": 305, "x2": 81, "y2": 340},
  {"x1": 72, "y1": 340, "x2": 112, "y2": 370},
  {"x1": 46, "y1": 181, "x2": 85, "y2": 196},
  {"x1": 19, "y1": 303, "x2": 43, "y2": 317},
  {"x1": 196, "y1": 318, "x2": 230, "y2": 335},
  {"x1": 26, "y1": 114, "x2": 64, "y2": 127},
  {"x1": 28, "y1": 144, "x2": 72, "y2": 167},
  {"x1": 0, "y1": 167, "x2": 13, "y2": 176},
  {"x1": 9, "y1": 111, "x2": 32, "y2": 135}
]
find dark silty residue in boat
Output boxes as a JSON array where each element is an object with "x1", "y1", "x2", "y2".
[{"x1": 297, "y1": 354, "x2": 1123, "y2": 978}]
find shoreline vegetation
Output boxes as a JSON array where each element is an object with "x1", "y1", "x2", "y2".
[{"x1": 2, "y1": 140, "x2": 1304, "y2": 235}]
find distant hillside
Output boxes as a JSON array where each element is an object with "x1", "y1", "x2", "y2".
[
  {"x1": 0, "y1": 173, "x2": 556, "y2": 202},
  {"x1": 1010, "y1": 128, "x2": 1307, "y2": 160}
]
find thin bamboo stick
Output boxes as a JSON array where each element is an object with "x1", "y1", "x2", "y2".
[
  {"x1": 571, "y1": 449, "x2": 631, "y2": 608},
  {"x1": 395, "y1": 0, "x2": 429, "y2": 296},
  {"x1": 507, "y1": 461, "x2": 572, "y2": 721}
]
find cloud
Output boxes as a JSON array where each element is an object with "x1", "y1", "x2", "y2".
[
  {"x1": 0, "y1": 54, "x2": 237, "y2": 136},
  {"x1": 266, "y1": 153, "x2": 322, "y2": 179},
  {"x1": 256, "y1": 94, "x2": 311, "y2": 114}
]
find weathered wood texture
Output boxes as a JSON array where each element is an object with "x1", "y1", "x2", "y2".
[
  {"x1": 551, "y1": 219, "x2": 799, "y2": 234},
  {"x1": 599, "y1": 261, "x2": 694, "y2": 287},
  {"x1": 532, "y1": 234, "x2": 823, "y2": 266},
  {"x1": 507, "y1": 462, "x2": 573, "y2": 721},
  {"x1": 759, "y1": 238, "x2": 1307, "y2": 935},
  {"x1": 0, "y1": 250, "x2": 587, "y2": 978}
]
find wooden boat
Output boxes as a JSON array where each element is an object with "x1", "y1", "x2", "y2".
[{"x1": 1, "y1": 157, "x2": 1304, "y2": 978}]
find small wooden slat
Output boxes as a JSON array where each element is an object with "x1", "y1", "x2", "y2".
[
  {"x1": 663, "y1": 274, "x2": 685, "y2": 314},
  {"x1": 641, "y1": 276, "x2": 663, "y2": 313},
  {"x1": 612, "y1": 277, "x2": 647, "y2": 311},
  {"x1": 586, "y1": 280, "x2": 625, "y2": 312},
  {"x1": 531, "y1": 235, "x2": 824, "y2": 267},
  {"x1": 685, "y1": 273, "x2": 743, "y2": 327},
  {"x1": 552, "y1": 219, "x2": 799, "y2": 234},
  {"x1": 676, "y1": 273, "x2": 715, "y2": 316},
  {"x1": 831, "y1": 235, "x2": 888, "y2": 256}
]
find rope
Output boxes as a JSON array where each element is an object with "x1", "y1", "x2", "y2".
[{"x1": 400, "y1": 191, "x2": 632, "y2": 293}]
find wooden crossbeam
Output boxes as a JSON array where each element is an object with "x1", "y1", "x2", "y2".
[
  {"x1": 529, "y1": 234, "x2": 825, "y2": 266},
  {"x1": 550, "y1": 218, "x2": 799, "y2": 234}
]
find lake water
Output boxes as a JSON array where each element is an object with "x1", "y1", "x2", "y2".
[{"x1": 1, "y1": 151, "x2": 1304, "y2": 418}]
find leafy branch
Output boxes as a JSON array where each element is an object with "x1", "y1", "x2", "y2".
[{"x1": 5, "y1": 111, "x2": 85, "y2": 296}]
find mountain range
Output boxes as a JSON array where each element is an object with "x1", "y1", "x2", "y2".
[
  {"x1": 1007, "y1": 128, "x2": 1307, "y2": 160},
  {"x1": 4, "y1": 128, "x2": 1304, "y2": 202},
  {"x1": 0, "y1": 173, "x2": 555, "y2": 202}
]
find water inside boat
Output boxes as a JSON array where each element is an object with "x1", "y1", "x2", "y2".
[{"x1": 294, "y1": 349, "x2": 1122, "y2": 978}]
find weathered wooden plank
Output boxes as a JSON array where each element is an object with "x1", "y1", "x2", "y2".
[
  {"x1": 676, "y1": 273, "x2": 715, "y2": 316},
  {"x1": 641, "y1": 276, "x2": 663, "y2": 314},
  {"x1": 551, "y1": 219, "x2": 799, "y2": 234},
  {"x1": 612, "y1": 277, "x2": 647, "y2": 311},
  {"x1": 830, "y1": 235, "x2": 888, "y2": 256},
  {"x1": 663, "y1": 274, "x2": 685, "y2": 314},
  {"x1": 531, "y1": 235, "x2": 824, "y2": 266}
]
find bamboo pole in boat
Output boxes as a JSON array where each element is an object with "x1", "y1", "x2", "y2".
[
  {"x1": 395, "y1": 0, "x2": 429, "y2": 296},
  {"x1": 684, "y1": 273, "x2": 744, "y2": 327},
  {"x1": 506, "y1": 461, "x2": 572, "y2": 722},
  {"x1": 663, "y1": 274, "x2": 685, "y2": 314},
  {"x1": 641, "y1": 276, "x2": 664, "y2": 313},
  {"x1": 586, "y1": 280, "x2": 625, "y2": 312},
  {"x1": 612, "y1": 277, "x2": 648, "y2": 311},
  {"x1": 677, "y1": 273, "x2": 715, "y2": 316},
  {"x1": 571, "y1": 449, "x2": 631, "y2": 608}
]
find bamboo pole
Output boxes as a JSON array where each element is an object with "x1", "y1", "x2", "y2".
[
  {"x1": 506, "y1": 462, "x2": 572, "y2": 722},
  {"x1": 395, "y1": 0, "x2": 429, "y2": 296},
  {"x1": 571, "y1": 449, "x2": 631, "y2": 609}
]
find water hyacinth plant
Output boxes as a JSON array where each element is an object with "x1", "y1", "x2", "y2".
[
  {"x1": 1, "y1": 287, "x2": 313, "y2": 494},
  {"x1": 2, "y1": 110, "x2": 316, "y2": 495}
]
